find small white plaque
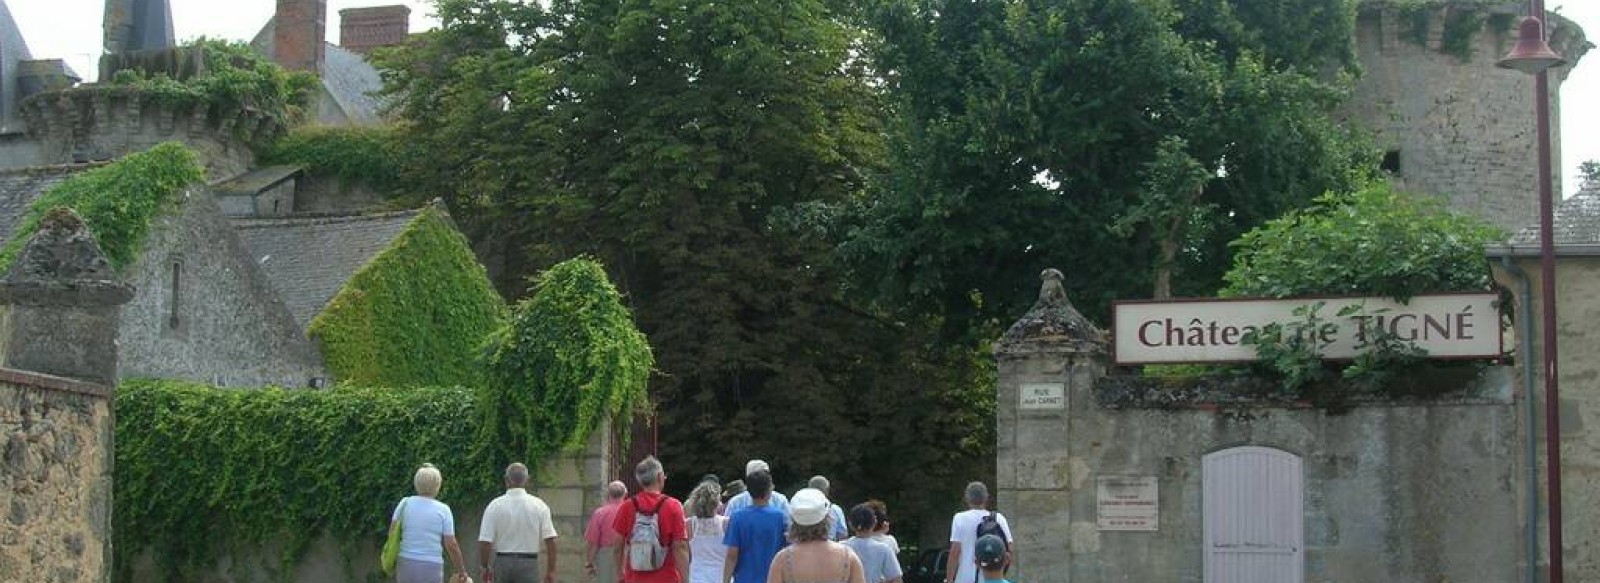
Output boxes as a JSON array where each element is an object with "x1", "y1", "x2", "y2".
[
  {"x1": 1020, "y1": 383, "x2": 1065, "y2": 410},
  {"x1": 1097, "y1": 476, "x2": 1158, "y2": 531}
]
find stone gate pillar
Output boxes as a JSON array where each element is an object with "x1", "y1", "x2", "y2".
[
  {"x1": 0, "y1": 209, "x2": 135, "y2": 384},
  {"x1": 994, "y1": 269, "x2": 1107, "y2": 583}
]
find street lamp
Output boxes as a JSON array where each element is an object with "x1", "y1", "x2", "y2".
[{"x1": 1496, "y1": 5, "x2": 1566, "y2": 583}]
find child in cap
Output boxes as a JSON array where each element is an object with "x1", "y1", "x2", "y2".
[{"x1": 974, "y1": 534, "x2": 1011, "y2": 583}]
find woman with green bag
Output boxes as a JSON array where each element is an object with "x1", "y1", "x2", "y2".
[{"x1": 386, "y1": 464, "x2": 469, "y2": 583}]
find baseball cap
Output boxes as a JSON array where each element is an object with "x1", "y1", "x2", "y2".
[
  {"x1": 745, "y1": 459, "x2": 770, "y2": 477},
  {"x1": 975, "y1": 534, "x2": 1007, "y2": 568},
  {"x1": 790, "y1": 488, "x2": 831, "y2": 526}
]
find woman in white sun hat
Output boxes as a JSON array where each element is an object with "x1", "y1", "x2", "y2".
[{"x1": 766, "y1": 488, "x2": 865, "y2": 583}]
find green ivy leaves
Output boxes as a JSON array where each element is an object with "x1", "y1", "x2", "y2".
[
  {"x1": 0, "y1": 142, "x2": 203, "y2": 272},
  {"x1": 309, "y1": 207, "x2": 507, "y2": 387},
  {"x1": 478, "y1": 257, "x2": 654, "y2": 476},
  {"x1": 114, "y1": 380, "x2": 491, "y2": 582}
]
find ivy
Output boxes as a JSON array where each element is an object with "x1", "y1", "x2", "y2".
[
  {"x1": 105, "y1": 38, "x2": 317, "y2": 129},
  {"x1": 308, "y1": 206, "x2": 507, "y2": 387},
  {"x1": 0, "y1": 142, "x2": 203, "y2": 272},
  {"x1": 478, "y1": 257, "x2": 653, "y2": 473},
  {"x1": 1440, "y1": 9, "x2": 1484, "y2": 61},
  {"x1": 113, "y1": 379, "x2": 493, "y2": 582},
  {"x1": 260, "y1": 125, "x2": 404, "y2": 191}
]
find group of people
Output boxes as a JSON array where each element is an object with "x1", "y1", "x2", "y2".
[{"x1": 384, "y1": 457, "x2": 1015, "y2": 583}]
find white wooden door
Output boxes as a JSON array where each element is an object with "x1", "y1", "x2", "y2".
[{"x1": 1203, "y1": 446, "x2": 1304, "y2": 583}]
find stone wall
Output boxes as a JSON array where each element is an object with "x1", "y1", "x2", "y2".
[
  {"x1": 18, "y1": 87, "x2": 283, "y2": 180},
  {"x1": 0, "y1": 368, "x2": 114, "y2": 583},
  {"x1": 1495, "y1": 255, "x2": 1600, "y2": 581},
  {"x1": 1344, "y1": 3, "x2": 1589, "y2": 233},
  {"x1": 116, "y1": 187, "x2": 326, "y2": 387},
  {"x1": 995, "y1": 271, "x2": 1528, "y2": 583}
]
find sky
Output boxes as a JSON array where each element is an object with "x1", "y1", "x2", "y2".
[{"x1": 7, "y1": 0, "x2": 1600, "y2": 192}]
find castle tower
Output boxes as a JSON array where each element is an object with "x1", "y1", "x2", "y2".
[{"x1": 1345, "y1": 1, "x2": 1590, "y2": 233}]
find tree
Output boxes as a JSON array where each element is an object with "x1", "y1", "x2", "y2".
[
  {"x1": 843, "y1": 0, "x2": 1374, "y2": 334},
  {"x1": 1222, "y1": 183, "x2": 1503, "y2": 300}
]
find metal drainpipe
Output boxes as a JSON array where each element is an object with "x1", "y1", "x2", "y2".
[{"x1": 1501, "y1": 254, "x2": 1539, "y2": 583}]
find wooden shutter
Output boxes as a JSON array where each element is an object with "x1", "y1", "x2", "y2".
[{"x1": 1203, "y1": 446, "x2": 1304, "y2": 583}]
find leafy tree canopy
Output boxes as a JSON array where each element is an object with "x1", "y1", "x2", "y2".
[
  {"x1": 1222, "y1": 183, "x2": 1504, "y2": 300},
  {"x1": 843, "y1": 0, "x2": 1374, "y2": 337}
]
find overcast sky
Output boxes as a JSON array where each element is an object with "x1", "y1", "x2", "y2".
[{"x1": 9, "y1": 0, "x2": 1600, "y2": 193}]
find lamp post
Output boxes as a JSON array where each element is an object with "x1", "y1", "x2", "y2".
[{"x1": 1496, "y1": 3, "x2": 1567, "y2": 582}]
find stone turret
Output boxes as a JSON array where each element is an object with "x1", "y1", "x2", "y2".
[
  {"x1": 1346, "y1": 1, "x2": 1591, "y2": 232},
  {"x1": 0, "y1": 208, "x2": 134, "y2": 384}
]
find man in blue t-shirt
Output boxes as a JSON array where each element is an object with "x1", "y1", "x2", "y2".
[{"x1": 722, "y1": 464, "x2": 787, "y2": 583}]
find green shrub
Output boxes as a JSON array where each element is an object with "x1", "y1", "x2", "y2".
[
  {"x1": 479, "y1": 257, "x2": 654, "y2": 471},
  {"x1": 309, "y1": 207, "x2": 507, "y2": 387},
  {"x1": 261, "y1": 125, "x2": 404, "y2": 191},
  {"x1": 0, "y1": 142, "x2": 203, "y2": 272},
  {"x1": 106, "y1": 38, "x2": 317, "y2": 128},
  {"x1": 114, "y1": 379, "x2": 492, "y2": 582},
  {"x1": 1222, "y1": 183, "x2": 1503, "y2": 300}
]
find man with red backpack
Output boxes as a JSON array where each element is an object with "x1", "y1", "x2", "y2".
[
  {"x1": 945, "y1": 482, "x2": 1012, "y2": 583},
  {"x1": 613, "y1": 456, "x2": 690, "y2": 583}
]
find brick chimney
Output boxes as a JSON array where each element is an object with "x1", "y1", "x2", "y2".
[
  {"x1": 274, "y1": 0, "x2": 326, "y2": 75},
  {"x1": 340, "y1": 5, "x2": 411, "y2": 56}
]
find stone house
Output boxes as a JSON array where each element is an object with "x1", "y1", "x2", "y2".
[{"x1": 0, "y1": 0, "x2": 495, "y2": 388}]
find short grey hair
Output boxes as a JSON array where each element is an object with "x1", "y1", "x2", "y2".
[
  {"x1": 414, "y1": 464, "x2": 443, "y2": 497},
  {"x1": 808, "y1": 475, "x2": 830, "y2": 493},
  {"x1": 505, "y1": 463, "x2": 530, "y2": 486},
  {"x1": 606, "y1": 480, "x2": 628, "y2": 500},
  {"x1": 636, "y1": 456, "x2": 664, "y2": 487},
  {"x1": 965, "y1": 481, "x2": 989, "y2": 505}
]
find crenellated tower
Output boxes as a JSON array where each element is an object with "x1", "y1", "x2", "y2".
[{"x1": 1346, "y1": 1, "x2": 1591, "y2": 233}]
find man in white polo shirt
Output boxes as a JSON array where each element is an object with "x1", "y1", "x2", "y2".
[{"x1": 479, "y1": 463, "x2": 558, "y2": 583}]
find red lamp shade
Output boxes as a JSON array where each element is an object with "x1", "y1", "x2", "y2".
[{"x1": 1497, "y1": 16, "x2": 1566, "y2": 74}]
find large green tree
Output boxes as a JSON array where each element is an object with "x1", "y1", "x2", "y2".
[
  {"x1": 379, "y1": 0, "x2": 993, "y2": 536},
  {"x1": 844, "y1": 0, "x2": 1375, "y2": 335}
]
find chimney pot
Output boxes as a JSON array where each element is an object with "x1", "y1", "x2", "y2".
[{"x1": 339, "y1": 5, "x2": 412, "y2": 56}]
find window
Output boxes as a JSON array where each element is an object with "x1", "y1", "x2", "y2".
[
  {"x1": 167, "y1": 259, "x2": 182, "y2": 330},
  {"x1": 1381, "y1": 150, "x2": 1402, "y2": 175}
]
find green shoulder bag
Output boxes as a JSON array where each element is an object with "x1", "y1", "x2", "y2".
[{"x1": 381, "y1": 497, "x2": 409, "y2": 576}]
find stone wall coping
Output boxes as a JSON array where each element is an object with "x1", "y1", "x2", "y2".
[
  {"x1": 0, "y1": 160, "x2": 112, "y2": 177},
  {"x1": 0, "y1": 366, "x2": 112, "y2": 398},
  {"x1": 230, "y1": 207, "x2": 423, "y2": 229}
]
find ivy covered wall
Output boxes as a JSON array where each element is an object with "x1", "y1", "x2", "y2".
[
  {"x1": 308, "y1": 206, "x2": 507, "y2": 387},
  {"x1": 0, "y1": 142, "x2": 203, "y2": 272}
]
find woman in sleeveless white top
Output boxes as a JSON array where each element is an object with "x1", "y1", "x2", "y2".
[{"x1": 686, "y1": 481, "x2": 729, "y2": 583}]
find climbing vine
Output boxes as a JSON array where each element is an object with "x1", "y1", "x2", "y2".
[
  {"x1": 113, "y1": 379, "x2": 493, "y2": 582},
  {"x1": 260, "y1": 125, "x2": 405, "y2": 191},
  {"x1": 0, "y1": 142, "x2": 202, "y2": 272},
  {"x1": 1440, "y1": 9, "x2": 1485, "y2": 61},
  {"x1": 478, "y1": 257, "x2": 654, "y2": 474},
  {"x1": 308, "y1": 206, "x2": 507, "y2": 387},
  {"x1": 105, "y1": 38, "x2": 316, "y2": 128}
]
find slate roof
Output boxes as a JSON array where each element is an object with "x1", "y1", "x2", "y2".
[
  {"x1": 213, "y1": 165, "x2": 303, "y2": 197},
  {"x1": 0, "y1": 163, "x2": 99, "y2": 239},
  {"x1": 1508, "y1": 179, "x2": 1600, "y2": 246},
  {"x1": 250, "y1": 18, "x2": 385, "y2": 125},
  {"x1": 0, "y1": 0, "x2": 34, "y2": 134},
  {"x1": 232, "y1": 209, "x2": 419, "y2": 328}
]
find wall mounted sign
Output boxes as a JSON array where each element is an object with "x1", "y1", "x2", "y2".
[
  {"x1": 1019, "y1": 383, "x2": 1065, "y2": 410},
  {"x1": 1111, "y1": 293, "x2": 1501, "y2": 365},
  {"x1": 1097, "y1": 476, "x2": 1159, "y2": 531}
]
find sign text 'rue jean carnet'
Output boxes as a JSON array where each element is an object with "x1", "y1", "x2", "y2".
[{"x1": 1111, "y1": 293, "x2": 1502, "y2": 365}]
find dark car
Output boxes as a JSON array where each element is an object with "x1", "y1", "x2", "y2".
[{"x1": 903, "y1": 547, "x2": 949, "y2": 583}]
